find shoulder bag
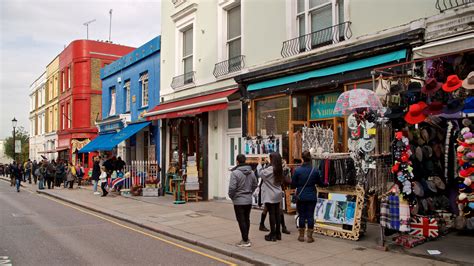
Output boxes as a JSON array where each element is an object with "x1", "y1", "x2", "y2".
[{"x1": 291, "y1": 167, "x2": 314, "y2": 204}]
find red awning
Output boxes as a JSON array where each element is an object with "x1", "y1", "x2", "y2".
[{"x1": 145, "y1": 89, "x2": 239, "y2": 120}]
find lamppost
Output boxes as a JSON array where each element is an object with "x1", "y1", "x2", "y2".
[{"x1": 12, "y1": 117, "x2": 17, "y2": 162}]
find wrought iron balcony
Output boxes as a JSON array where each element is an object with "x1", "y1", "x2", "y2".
[
  {"x1": 436, "y1": 0, "x2": 473, "y2": 12},
  {"x1": 281, "y1": 21, "x2": 352, "y2": 58},
  {"x1": 171, "y1": 71, "x2": 195, "y2": 89},
  {"x1": 213, "y1": 55, "x2": 245, "y2": 78}
]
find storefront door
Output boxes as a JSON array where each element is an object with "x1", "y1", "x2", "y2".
[{"x1": 223, "y1": 133, "x2": 241, "y2": 200}]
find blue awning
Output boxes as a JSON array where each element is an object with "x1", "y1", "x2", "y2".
[
  {"x1": 247, "y1": 49, "x2": 407, "y2": 91},
  {"x1": 107, "y1": 121, "x2": 151, "y2": 148},
  {"x1": 79, "y1": 133, "x2": 116, "y2": 153}
]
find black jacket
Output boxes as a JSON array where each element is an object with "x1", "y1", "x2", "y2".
[{"x1": 91, "y1": 161, "x2": 101, "y2": 181}]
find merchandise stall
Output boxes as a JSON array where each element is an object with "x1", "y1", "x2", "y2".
[{"x1": 373, "y1": 49, "x2": 474, "y2": 249}]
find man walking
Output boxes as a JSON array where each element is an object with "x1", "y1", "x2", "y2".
[
  {"x1": 228, "y1": 154, "x2": 258, "y2": 247},
  {"x1": 12, "y1": 162, "x2": 22, "y2": 192},
  {"x1": 91, "y1": 156, "x2": 101, "y2": 195}
]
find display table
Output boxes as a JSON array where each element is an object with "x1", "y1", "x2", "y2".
[{"x1": 172, "y1": 176, "x2": 186, "y2": 204}]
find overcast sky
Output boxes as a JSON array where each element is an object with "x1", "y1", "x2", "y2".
[{"x1": 0, "y1": 0, "x2": 161, "y2": 139}]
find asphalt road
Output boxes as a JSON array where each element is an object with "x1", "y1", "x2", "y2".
[{"x1": 0, "y1": 180, "x2": 243, "y2": 266}]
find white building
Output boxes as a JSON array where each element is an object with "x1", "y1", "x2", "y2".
[
  {"x1": 0, "y1": 140, "x2": 10, "y2": 164},
  {"x1": 29, "y1": 72, "x2": 47, "y2": 161}
]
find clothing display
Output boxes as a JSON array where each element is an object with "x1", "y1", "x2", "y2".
[
  {"x1": 292, "y1": 131, "x2": 302, "y2": 161},
  {"x1": 302, "y1": 126, "x2": 334, "y2": 155},
  {"x1": 244, "y1": 135, "x2": 281, "y2": 155},
  {"x1": 312, "y1": 154, "x2": 356, "y2": 186}
]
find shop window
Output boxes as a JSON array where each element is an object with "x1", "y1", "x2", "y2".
[
  {"x1": 292, "y1": 95, "x2": 308, "y2": 121},
  {"x1": 228, "y1": 109, "x2": 241, "y2": 129},
  {"x1": 124, "y1": 80, "x2": 131, "y2": 112},
  {"x1": 109, "y1": 86, "x2": 116, "y2": 116}
]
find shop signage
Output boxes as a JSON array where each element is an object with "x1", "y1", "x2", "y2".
[
  {"x1": 14, "y1": 140, "x2": 21, "y2": 153},
  {"x1": 100, "y1": 121, "x2": 123, "y2": 132},
  {"x1": 310, "y1": 92, "x2": 341, "y2": 120}
]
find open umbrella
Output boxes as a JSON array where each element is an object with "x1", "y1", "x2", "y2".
[{"x1": 333, "y1": 89, "x2": 383, "y2": 115}]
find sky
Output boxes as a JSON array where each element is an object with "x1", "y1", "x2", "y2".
[{"x1": 0, "y1": 0, "x2": 161, "y2": 139}]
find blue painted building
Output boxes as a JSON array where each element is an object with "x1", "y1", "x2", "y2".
[{"x1": 88, "y1": 36, "x2": 161, "y2": 163}]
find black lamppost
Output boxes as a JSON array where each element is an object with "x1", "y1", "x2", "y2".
[{"x1": 12, "y1": 117, "x2": 17, "y2": 162}]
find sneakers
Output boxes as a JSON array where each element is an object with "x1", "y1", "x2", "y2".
[
  {"x1": 93, "y1": 192, "x2": 101, "y2": 195},
  {"x1": 236, "y1": 240, "x2": 251, "y2": 247}
]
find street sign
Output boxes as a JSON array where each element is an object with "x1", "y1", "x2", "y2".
[{"x1": 14, "y1": 140, "x2": 21, "y2": 154}]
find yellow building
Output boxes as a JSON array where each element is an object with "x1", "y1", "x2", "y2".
[{"x1": 43, "y1": 55, "x2": 60, "y2": 160}]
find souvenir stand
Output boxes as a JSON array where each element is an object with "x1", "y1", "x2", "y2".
[{"x1": 373, "y1": 50, "x2": 474, "y2": 249}]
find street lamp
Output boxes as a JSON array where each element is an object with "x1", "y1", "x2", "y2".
[{"x1": 12, "y1": 117, "x2": 17, "y2": 162}]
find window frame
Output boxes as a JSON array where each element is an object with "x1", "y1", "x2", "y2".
[
  {"x1": 124, "y1": 80, "x2": 131, "y2": 113},
  {"x1": 226, "y1": 4, "x2": 241, "y2": 61},
  {"x1": 295, "y1": 0, "x2": 345, "y2": 37},
  {"x1": 182, "y1": 26, "x2": 194, "y2": 75},
  {"x1": 140, "y1": 73, "x2": 149, "y2": 108},
  {"x1": 109, "y1": 86, "x2": 116, "y2": 116}
]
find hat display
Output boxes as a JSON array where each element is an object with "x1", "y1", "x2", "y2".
[
  {"x1": 423, "y1": 101, "x2": 444, "y2": 115},
  {"x1": 443, "y1": 98, "x2": 464, "y2": 114},
  {"x1": 405, "y1": 102, "x2": 428, "y2": 124},
  {"x1": 462, "y1": 71, "x2": 474, "y2": 90},
  {"x1": 415, "y1": 146, "x2": 423, "y2": 162},
  {"x1": 463, "y1": 97, "x2": 474, "y2": 114},
  {"x1": 443, "y1": 75, "x2": 463, "y2": 92},
  {"x1": 431, "y1": 176, "x2": 446, "y2": 190},
  {"x1": 422, "y1": 78, "x2": 441, "y2": 95},
  {"x1": 412, "y1": 181, "x2": 424, "y2": 197}
]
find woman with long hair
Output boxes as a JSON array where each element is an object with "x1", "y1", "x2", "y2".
[{"x1": 257, "y1": 152, "x2": 284, "y2": 241}]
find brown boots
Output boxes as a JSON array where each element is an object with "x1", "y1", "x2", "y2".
[{"x1": 298, "y1": 228, "x2": 314, "y2": 243}]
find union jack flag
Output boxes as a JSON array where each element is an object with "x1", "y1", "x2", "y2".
[{"x1": 410, "y1": 216, "x2": 438, "y2": 238}]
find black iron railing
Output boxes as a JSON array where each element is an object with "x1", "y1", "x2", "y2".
[
  {"x1": 213, "y1": 55, "x2": 245, "y2": 78},
  {"x1": 281, "y1": 21, "x2": 352, "y2": 58},
  {"x1": 171, "y1": 71, "x2": 195, "y2": 89},
  {"x1": 436, "y1": 0, "x2": 473, "y2": 12}
]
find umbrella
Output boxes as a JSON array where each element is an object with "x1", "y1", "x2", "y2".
[{"x1": 333, "y1": 89, "x2": 383, "y2": 115}]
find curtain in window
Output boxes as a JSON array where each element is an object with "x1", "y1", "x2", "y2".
[{"x1": 109, "y1": 89, "x2": 116, "y2": 116}]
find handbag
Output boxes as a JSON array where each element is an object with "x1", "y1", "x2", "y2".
[{"x1": 291, "y1": 167, "x2": 315, "y2": 204}]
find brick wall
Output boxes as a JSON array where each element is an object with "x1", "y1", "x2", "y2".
[
  {"x1": 90, "y1": 94, "x2": 102, "y2": 127},
  {"x1": 91, "y1": 58, "x2": 101, "y2": 91}
]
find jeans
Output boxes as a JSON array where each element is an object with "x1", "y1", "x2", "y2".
[
  {"x1": 46, "y1": 178, "x2": 53, "y2": 189},
  {"x1": 234, "y1": 205, "x2": 252, "y2": 242},
  {"x1": 38, "y1": 179, "x2": 44, "y2": 189},
  {"x1": 265, "y1": 202, "x2": 281, "y2": 237},
  {"x1": 92, "y1": 180, "x2": 98, "y2": 192},
  {"x1": 297, "y1": 200, "x2": 317, "y2": 229},
  {"x1": 15, "y1": 179, "x2": 21, "y2": 191}
]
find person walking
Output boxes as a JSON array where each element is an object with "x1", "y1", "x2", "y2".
[
  {"x1": 76, "y1": 162, "x2": 85, "y2": 188},
  {"x1": 9, "y1": 162, "x2": 15, "y2": 187},
  {"x1": 46, "y1": 161, "x2": 56, "y2": 189},
  {"x1": 291, "y1": 151, "x2": 321, "y2": 243},
  {"x1": 91, "y1": 156, "x2": 101, "y2": 195},
  {"x1": 99, "y1": 166, "x2": 108, "y2": 197},
  {"x1": 229, "y1": 154, "x2": 258, "y2": 247},
  {"x1": 12, "y1": 162, "x2": 22, "y2": 192},
  {"x1": 66, "y1": 162, "x2": 76, "y2": 189},
  {"x1": 257, "y1": 153, "x2": 284, "y2": 242},
  {"x1": 32, "y1": 160, "x2": 38, "y2": 184},
  {"x1": 37, "y1": 162, "x2": 47, "y2": 190},
  {"x1": 24, "y1": 159, "x2": 32, "y2": 184}
]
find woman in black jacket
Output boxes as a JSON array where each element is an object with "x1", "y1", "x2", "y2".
[{"x1": 91, "y1": 156, "x2": 101, "y2": 195}]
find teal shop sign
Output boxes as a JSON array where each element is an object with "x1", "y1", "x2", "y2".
[{"x1": 310, "y1": 92, "x2": 341, "y2": 120}]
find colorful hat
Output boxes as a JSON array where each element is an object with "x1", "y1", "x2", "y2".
[
  {"x1": 463, "y1": 97, "x2": 474, "y2": 114},
  {"x1": 424, "y1": 101, "x2": 444, "y2": 115},
  {"x1": 405, "y1": 102, "x2": 428, "y2": 124},
  {"x1": 443, "y1": 98, "x2": 464, "y2": 114},
  {"x1": 442, "y1": 75, "x2": 463, "y2": 92},
  {"x1": 462, "y1": 71, "x2": 474, "y2": 90},
  {"x1": 422, "y1": 78, "x2": 441, "y2": 95}
]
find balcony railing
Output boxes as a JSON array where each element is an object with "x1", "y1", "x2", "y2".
[
  {"x1": 171, "y1": 71, "x2": 195, "y2": 89},
  {"x1": 213, "y1": 55, "x2": 245, "y2": 78},
  {"x1": 436, "y1": 0, "x2": 473, "y2": 12},
  {"x1": 281, "y1": 21, "x2": 352, "y2": 58}
]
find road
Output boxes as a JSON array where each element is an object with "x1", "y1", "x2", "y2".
[{"x1": 0, "y1": 180, "x2": 243, "y2": 266}]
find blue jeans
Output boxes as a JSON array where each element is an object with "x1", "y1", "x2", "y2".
[
  {"x1": 38, "y1": 179, "x2": 44, "y2": 189},
  {"x1": 92, "y1": 180, "x2": 98, "y2": 192},
  {"x1": 297, "y1": 201, "x2": 317, "y2": 229},
  {"x1": 15, "y1": 179, "x2": 21, "y2": 191}
]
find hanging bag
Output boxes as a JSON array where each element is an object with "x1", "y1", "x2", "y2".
[{"x1": 291, "y1": 167, "x2": 315, "y2": 204}]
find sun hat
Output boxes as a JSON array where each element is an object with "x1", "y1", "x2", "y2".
[
  {"x1": 426, "y1": 179, "x2": 438, "y2": 193},
  {"x1": 462, "y1": 71, "x2": 474, "y2": 90},
  {"x1": 424, "y1": 101, "x2": 445, "y2": 115},
  {"x1": 464, "y1": 97, "x2": 474, "y2": 114},
  {"x1": 405, "y1": 101, "x2": 428, "y2": 124},
  {"x1": 442, "y1": 75, "x2": 463, "y2": 92},
  {"x1": 443, "y1": 98, "x2": 464, "y2": 114},
  {"x1": 422, "y1": 78, "x2": 441, "y2": 95}
]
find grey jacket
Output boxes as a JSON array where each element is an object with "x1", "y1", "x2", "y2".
[
  {"x1": 228, "y1": 165, "x2": 258, "y2": 205},
  {"x1": 257, "y1": 164, "x2": 283, "y2": 204}
]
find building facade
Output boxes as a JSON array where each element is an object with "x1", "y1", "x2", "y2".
[
  {"x1": 89, "y1": 36, "x2": 161, "y2": 164},
  {"x1": 56, "y1": 40, "x2": 135, "y2": 165},
  {"x1": 29, "y1": 72, "x2": 46, "y2": 161},
  {"x1": 43, "y1": 55, "x2": 60, "y2": 161}
]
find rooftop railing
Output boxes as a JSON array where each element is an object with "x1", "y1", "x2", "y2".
[{"x1": 435, "y1": 0, "x2": 473, "y2": 12}]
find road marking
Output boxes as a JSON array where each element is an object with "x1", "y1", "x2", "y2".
[
  {"x1": 0, "y1": 256, "x2": 12, "y2": 265},
  {"x1": 36, "y1": 194, "x2": 237, "y2": 266}
]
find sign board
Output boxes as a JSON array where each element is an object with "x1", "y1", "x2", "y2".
[
  {"x1": 15, "y1": 140, "x2": 21, "y2": 154},
  {"x1": 310, "y1": 92, "x2": 341, "y2": 120},
  {"x1": 99, "y1": 121, "x2": 123, "y2": 132}
]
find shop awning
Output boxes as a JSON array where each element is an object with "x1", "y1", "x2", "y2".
[
  {"x1": 413, "y1": 33, "x2": 474, "y2": 59},
  {"x1": 55, "y1": 146, "x2": 69, "y2": 152},
  {"x1": 247, "y1": 49, "x2": 407, "y2": 91},
  {"x1": 145, "y1": 89, "x2": 238, "y2": 120},
  {"x1": 107, "y1": 121, "x2": 150, "y2": 147},
  {"x1": 78, "y1": 133, "x2": 116, "y2": 153},
  {"x1": 38, "y1": 150, "x2": 56, "y2": 154}
]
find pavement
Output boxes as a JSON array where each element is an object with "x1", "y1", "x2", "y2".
[
  {"x1": 2, "y1": 176, "x2": 472, "y2": 265},
  {"x1": 0, "y1": 180, "x2": 242, "y2": 266}
]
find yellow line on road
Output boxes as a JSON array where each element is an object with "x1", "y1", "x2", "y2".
[{"x1": 36, "y1": 193, "x2": 237, "y2": 266}]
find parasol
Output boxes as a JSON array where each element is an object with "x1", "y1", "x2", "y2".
[{"x1": 333, "y1": 89, "x2": 383, "y2": 115}]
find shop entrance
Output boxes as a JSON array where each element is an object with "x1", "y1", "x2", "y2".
[{"x1": 223, "y1": 133, "x2": 241, "y2": 200}]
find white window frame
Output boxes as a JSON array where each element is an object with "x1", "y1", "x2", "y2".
[
  {"x1": 217, "y1": 0, "x2": 244, "y2": 63},
  {"x1": 124, "y1": 80, "x2": 131, "y2": 112},
  {"x1": 174, "y1": 13, "x2": 196, "y2": 78},
  {"x1": 140, "y1": 73, "x2": 149, "y2": 108}
]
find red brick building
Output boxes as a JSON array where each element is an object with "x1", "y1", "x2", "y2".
[{"x1": 57, "y1": 40, "x2": 135, "y2": 165}]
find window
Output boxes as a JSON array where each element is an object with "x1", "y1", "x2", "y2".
[
  {"x1": 62, "y1": 71, "x2": 66, "y2": 92},
  {"x1": 61, "y1": 105, "x2": 65, "y2": 130},
  {"x1": 292, "y1": 95, "x2": 308, "y2": 121},
  {"x1": 49, "y1": 109, "x2": 53, "y2": 132},
  {"x1": 296, "y1": 0, "x2": 345, "y2": 44},
  {"x1": 227, "y1": 5, "x2": 241, "y2": 60},
  {"x1": 140, "y1": 73, "x2": 149, "y2": 107},
  {"x1": 49, "y1": 81, "x2": 53, "y2": 101},
  {"x1": 124, "y1": 80, "x2": 131, "y2": 112},
  {"x1": 67, "y1": 103, "x2": 71, "y2": 128},
  {"x1": 67, "y1": 66, "x2": 71, "y2": 89},
  {"x1": 228, "y1": 109, "x2": 241, "y2": 129},
  {"x1": 182, "y1": 27, "x2": 193, "y2": 78},
  {"x1": 109, "y1": 87, "x2": 116, "y2": 116}
]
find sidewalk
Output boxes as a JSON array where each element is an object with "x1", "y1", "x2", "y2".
[{"x1": 5, "y1": 178, "x2": 467, "y2": 265}]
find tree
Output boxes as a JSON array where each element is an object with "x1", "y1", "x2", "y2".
[{"x1": 3, "y1": 126, "x2": 29, "y2": 163}]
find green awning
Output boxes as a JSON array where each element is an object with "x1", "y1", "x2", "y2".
[{"x1": 247, "y1": 49, "x2": 407, "y2": 91}]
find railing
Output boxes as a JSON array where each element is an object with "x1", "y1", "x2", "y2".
[
  {"x1": 281, "y1": 21, "x2": 352, "y2": 58},
  {"x1": 213, "y1": 55, "x2": 245, "y2": 78},
  {"x1": 171, "y1": 71, "x2": 195, "y2": 89},
  {"x1": 119, "y1": 160, "x2": 160, "y2": 190},
  {"x1": 435, "y1": 0, "x2": 473, "y2": 12}
]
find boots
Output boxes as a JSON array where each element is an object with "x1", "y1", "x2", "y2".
[
  {"x1": 306, "y1": 229, "x2": 314, "y2": 243},
  {"x1": 259, "y1": 212, "x2": 269, "y2": 231},
  {"x1": 281, "y1": 213, "x2": 291, "y2": 234},
  {"x1": 298, "y1": 228, "x2": 305, "y2": 242}
]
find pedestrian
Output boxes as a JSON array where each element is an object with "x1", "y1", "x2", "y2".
[
  {"x1": 46, "y1": 160, "x2": 56, "y2": 189},
  {"x1": 12, "y1": 162, "x2": 22, "y2": 192},
  {"x1": 115, "y1": 156, "x2": 125, "y2": 172},
  {"x1": 257, "y1": 152, "x2": 284, "y2": 242},
  {"x1": 66, "y1": 162, "x2": 76, "y2": 189},
  {"x1": 32, "y1": 160, "x2": 38, "y2": 184},
  {"x1": 55, "y1": 160, "x2": 64, "y2": 187},
  {"x1": 37, "y1": 162, "x2": 47, "y2": 190},
  {"x1": 9, "y1": 162, "x2": 15, "y2": 187},
  {"x1": 291, "y1": 151, "x2": 321, "y2": 243},
  {"x1": 228, "y1": 154, "x2": 258, "y2": 247},
  {"x1": 99, "y1": 166, "x2": 108, "y2": 197},
  {"x1": 24, "y1": 159, "x2": 32, "y2": 184},
  {"x1": 76, "y1": 162, "x2": 85, "y2": 188},
  {"x1": 91, "y1": 156, "x2": 101, "y2": 195}
]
